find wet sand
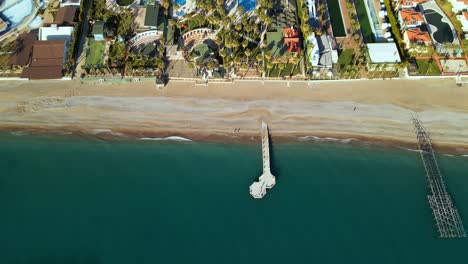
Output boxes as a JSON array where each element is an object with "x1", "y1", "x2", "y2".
[{"x1": 0, "y1": 78, "x2": 467, "y2": 154}]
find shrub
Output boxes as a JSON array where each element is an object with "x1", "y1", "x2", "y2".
[
  {"x1": 116, "y1": 0, "x2": 134, "y2": 6},
  {"x1": 384, "y1": 0, "x2": 408, "y2": 60}
]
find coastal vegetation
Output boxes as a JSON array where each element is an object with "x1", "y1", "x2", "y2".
[
  {"x1": 416, "y1": 59, "x2": 441, "y2": 75},
  {"x1": 83, "y1": 0, "x2": 142, "y2": 77},
  {"x1": 65, "y1": 0, "x2": 90, "y2": 74},
  {"x1": 170, "y1": 0, "x2": 278, "y2": 76},
  {"x1": 353, "y1": 0, "x2": 374, "y2": 43},
  {"x1": 116, "y1": 0, "x2": 134, "y2": 6},
  {"x1": 338, "y1": 48, "x2": 354, "y2": 69},
  {"x1": 0, "y1": 43, "x2": 14, "y2": 73},
  {"x1": 0, "y1": 54, "x2": 10, "y2": 72},
  {"x1": 383, "y1": 0, "x2": 407, "y2": 60},
  {"x1": 85, "y1": 41, "x2": 106, "y2": 67},
  {"x1": 327, "y1": 0, "x2": 346, "y2": 37}
]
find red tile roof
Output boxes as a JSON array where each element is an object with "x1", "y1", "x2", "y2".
[
  {"x1": 399, "y1": 0, "x2": 427, "y2": 6},
  {"x1": 283, "y1": 27, "x2": 299, "y2": 38},
  {"x1": 283, "y1": 27, "x2": 301, "y2": 53},
  {"x1": 405, "y1": 29, "x2": 431, "y2": 44},
  {"x1": 284, "y1": 38, "x2": 301, "y2": 53},
  {"x1": 463, "y1": 12, "x2": 468, "y2": 20},
  {"x1": 400, "y1": 9, "x2": 424, "y2": 24}
]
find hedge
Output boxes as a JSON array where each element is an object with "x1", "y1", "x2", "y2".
[{"x1": 383, "y1": 0, "x2": 408, "y2": 60}]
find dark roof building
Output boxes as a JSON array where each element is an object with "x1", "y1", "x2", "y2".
[
  {"x1": 144, "y1": 4, "x2": 166, "y2": 30},
  {"x1": 8, "y1": 32, "x2": 38, "y2": 67},
  {"x1": 92, "y1": 20, "x2": 106, "y2": 40},
  {"x1": 92, "y1": 20, "x2": 105, "y2": 35},
  {"x1": 21, "y1": 40, "x2": 66, "y2": 79},
  {"x1": 54, "y1": 6, "x2": 78, "y2": 26}
]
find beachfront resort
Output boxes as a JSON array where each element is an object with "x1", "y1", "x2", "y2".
[{"x1": 1, "y1": 0, "x2": 468, "y2": 80}]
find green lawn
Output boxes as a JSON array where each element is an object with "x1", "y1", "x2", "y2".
[
  {"x1": 327, "y1": 0, "x2": 346, "y2": 37},
  {"x1": 416, "y1": 59, "x2": 441, "y2": 76},
  {"x1": 384, "y1": 0, "x2": 407, "y2": 60},
  {"x1": 85, "y1": 42, "x2": 106, "y2": 67},
  {"x1": 268, "y1": 63, "x2": 301, "y2": 77},
  {"x1": 338, "y1": 48, "x2": 354, "y2": 68},
  {"x1": 353, "y1": 0, "x2": 374, "y2": 43}
]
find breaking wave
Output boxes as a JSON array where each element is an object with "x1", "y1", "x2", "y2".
[
  {"x1": 140, "y1": 136, "x2": 192, "y2": 142},
  {"x1": 297, "y1": 136, "x2": 358, "y2": 144}
]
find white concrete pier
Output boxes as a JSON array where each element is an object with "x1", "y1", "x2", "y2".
[{"x1": 249, "y1": 122, "x2": 276, "y2": 198}]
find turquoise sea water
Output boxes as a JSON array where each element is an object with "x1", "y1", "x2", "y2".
[{"x1": 0, "y1": 134, "x2": 467, "y2": 264}]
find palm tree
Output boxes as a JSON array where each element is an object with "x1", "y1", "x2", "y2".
[
  {"x1": 257, "y1": 65, "x2": 265, "y2": 76},
  {"x1": 426, "y1": 57, "x2": 434, "y2": 75},
  {"x1": 380, "y1": 63, "x2": 388, "y2": 78},
  {"x1": 245, "y1": 49, "x2": 252, "y2": 63},
  {"x1": 233, "y1": 55, "x2": 242, "y2": 68},
  {"x1": 289, "y1": 53, "x2": 300, "y2": 73},
  {"x1": 232, "y1": 39, "x2": 240, "y2": 48},
  {"x1": 278, "y1": 63, "x2": 286, "y2": 77},
  {"x1": 242, "y1": 39, "x2": 249, "y2": 49},
  {"x1": 266, "y1": 61, "x2": 273, "y2": 76}
]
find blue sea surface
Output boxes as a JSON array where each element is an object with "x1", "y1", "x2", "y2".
[{"x1": 0, "y1": 134, "x2": 467, "y2": 263}]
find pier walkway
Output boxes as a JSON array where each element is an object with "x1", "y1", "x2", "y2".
[
  {"x1": 412, "y1": 117, "x2": 466, "y2": 238},
  {"x1": 249, "y1": 122, "x2": 276, "y2": 199}
]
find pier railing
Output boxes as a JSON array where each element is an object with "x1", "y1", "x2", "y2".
[
  {"x1": 412, "y1": 116, "x2": 466, "y2": 238},
  {"x1": 249, "y1": 122, "x2": 276, "y2": 199}
]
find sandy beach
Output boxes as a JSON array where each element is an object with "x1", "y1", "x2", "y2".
[{"x1": 1, "y1": 78, "x2": 468, "y2": 154}]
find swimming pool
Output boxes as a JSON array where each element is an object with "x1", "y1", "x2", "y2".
[
  {"x1": 175, "y1": 0, "x2": 186, "y2": 5},
  {"x1": 1, "y1": 0, "x2": 34, "y2": 27},
  {"x1": 238, "y1": 0, "x2": 256, "y2": 11},
  {"x1": 365, "y1": 0, "x2": 384, "y2": 40},
  {"x1": 28, "y1": 16, "x2": 42, "y2": 28},
  {"x1": 424, "y1": 9, "x2": 454, "y2": 44}
]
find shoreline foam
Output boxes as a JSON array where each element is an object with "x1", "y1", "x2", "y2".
[
  {"x1": 1, "y1": 78, "x2": 468, "y2": 155},
  {"x1": 3, "y1": 126, "x2": 468, "y2": 156}
]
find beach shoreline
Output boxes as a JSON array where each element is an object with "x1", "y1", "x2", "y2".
[
  {"x1": 1, "y1": 123, "x2": 467, "y2": 156},
  {"x1": 1, "y1": 78, "x2": 468, "y2": 154}
]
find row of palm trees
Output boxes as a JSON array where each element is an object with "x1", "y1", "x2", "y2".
[
  {"x1": 170, "y1": 0, "x2": 278, "y2": 76},
  {"x1": 168, "y1": 0, "x2": 306, "y2": 77}
]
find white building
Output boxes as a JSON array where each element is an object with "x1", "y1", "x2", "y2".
[
  {"x1": 367, "y1": 43, "x2": 401, "y2": 64},
  {"x1": 394, "y1": 0, "x2": 427, "y2": 10},
  {"x1": 448, "y1": 0, "x2": 468, "y2": 13},
  {"x1": 456, "y1": 12, "x2": 468, "y2": 39},
  {"x1": 457, "y1": 12, "x2": 468, "y2": 33},
  {"x1": 39, "y1": 24, "x2": 74, "y2": 43},
  {"x1": 60, "y1": 0, "x2": 81, "y2": 7}
]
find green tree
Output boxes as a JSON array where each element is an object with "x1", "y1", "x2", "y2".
[
  {"x1": 117, "y1": 10, "x2": 134, "y2": 38},
  {"x1": 278, "y1": 63, "x2": 286, "y2": 77},
  {"x1": 245, "y1": 49, "x2": 252, "y2": 61}
]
